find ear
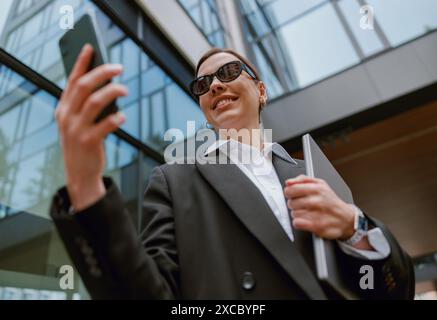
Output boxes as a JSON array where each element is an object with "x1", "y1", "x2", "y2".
[{"x1": 258, "y1": 81, "x2": 267, "y2": 100}]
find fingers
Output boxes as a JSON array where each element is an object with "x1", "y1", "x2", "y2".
[
  {"x1": 285, "y1": 175, "x2": 313, "y2": 186},
  {"x1": 89, "y1": 112, "x2": 126, "y2": 142},
  {"x1": 292, "y1": 209, "x2": 322, "y2": 232},
  {"x1": 56, "y1": 45, "x2": 94, "y2": 123},
  {"x1": 286, "y1": 175, "x2": 327, "y2": 186},
  {"x1": 80, "y1": 83, "x2": 128, "y2": 124},
  {"x1": 287, "y1": 196, "x2": 320, "y2": 212},
  {"x1": 292, "y1": 218, "x2": 314, "y2": 232},
  {"x1": 67, "y1": 44, "x2": 94, "y2": 87},
  {"x1": 284, "y1": 182, "x2": 320, "y2": 200},
  {"x1": 68, "y1": 63, "x2": 124, "y2": 114}
]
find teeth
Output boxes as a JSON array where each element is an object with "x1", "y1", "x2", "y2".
[{"x1": 216, "y1": 98, "x2": 233, "y2": 108}]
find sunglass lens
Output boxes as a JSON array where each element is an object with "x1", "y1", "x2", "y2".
[
  {"x1": 193, "y1": 77, "x2": 211, "y2": 95},
  {"x1": 219, "y1": 62, "x2": 242, "y2": 81}
]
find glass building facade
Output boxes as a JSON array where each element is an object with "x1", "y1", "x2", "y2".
[
  {"x1": 1, "y1": 0, "x2": 436, "y2": 300},
  {"x1": 238, "y1": 0, "x2": 437, "y2": 99},
  {"x1": 178, "y1": 0, "x2": 227, "y2": 48},
  {"x1": 0, "y1": 0, "x2": 204, "y2": 299}
]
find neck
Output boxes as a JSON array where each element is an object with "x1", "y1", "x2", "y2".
[{"x1": 218, "y1": 123, "x2": 263, "y2": 150}]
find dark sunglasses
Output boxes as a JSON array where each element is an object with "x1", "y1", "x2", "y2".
[{"x1": 190, "y1": 60, "x2": 258, "y2": 97}]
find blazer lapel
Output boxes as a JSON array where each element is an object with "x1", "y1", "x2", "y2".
[{"x1": 196, "y1": 153, "x2": 326, "y2": 299}]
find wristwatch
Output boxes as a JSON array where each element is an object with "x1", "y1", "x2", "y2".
[{"x1": 344, "y1": 205, "x2": 369, "y2": 246}]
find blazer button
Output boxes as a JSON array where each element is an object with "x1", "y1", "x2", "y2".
[
  {"x1": 90, "y1": 266, "x2": 102, "y2": 278},
  {"x1": 242, "y1": 272, "x2": 256, "y2": 291},
  {"x1": 81, "y1": 244, "x2": 94, "y2": 256},
  {"x1": 85, "y1": 255, "x2": 98, "y2": 267}
]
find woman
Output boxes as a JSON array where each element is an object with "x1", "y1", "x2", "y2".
[{"x1": 51, "y1": 45, "x2": 414, "y2": 299}]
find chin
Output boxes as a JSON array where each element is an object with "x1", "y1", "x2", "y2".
[
  {"x1": 212, "y1": 105, "x2": 258, "y2": 131},
  {"x1": 215, "y1": 120, "x2": 248, "y2": 132}
]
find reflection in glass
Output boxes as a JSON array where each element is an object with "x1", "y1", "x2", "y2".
[
  {"x1": 338, "y1": 0, "x2": 385, "y2": 57},
  {"x1": 239, "y1": 0, "x2": 437, "y2": 97},
  {"x1": 1, "y1": 0, "x2": 204, "y2": 151},
  {"x1": 0, "y1": 62, "x2": 148, "y2": 300},
  {"x1": 0, "y1": 65, "x2": 87, "y2": 300},
  {"x1": 277, "y1": 2, "x2": 359, "y2": 87},
  {"x1": 366, "y1": 0, "x2": 437, "y2": 47},
  {"x1": 178, "y1": 0, "x2": 226, "y2": 47},
  {"x1": 264, "y1": 0, "x2": 326, "y2": 28}
]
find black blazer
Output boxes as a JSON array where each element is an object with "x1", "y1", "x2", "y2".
[{"x1": 50, "y1": 151, "x2": 415, "y2": 299}]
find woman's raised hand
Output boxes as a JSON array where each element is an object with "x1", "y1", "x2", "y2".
[{"x1": 55, "y1": 44, "x2": 128, "y2": 211}]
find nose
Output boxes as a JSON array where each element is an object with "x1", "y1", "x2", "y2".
[{"x1": 210, "y1": 76, "x2": 226, "y2": 95}]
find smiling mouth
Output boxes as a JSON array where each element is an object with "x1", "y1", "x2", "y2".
[{"x1": 213, "y1": 97, "x2": 239, "y2": 111}]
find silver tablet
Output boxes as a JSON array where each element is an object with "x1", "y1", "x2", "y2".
[{"x1": 303, "y1": 133, "x2": 358, "y2": 299}]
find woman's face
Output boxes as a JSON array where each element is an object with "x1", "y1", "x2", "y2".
[{"x1": 197, "y1": 53, "x2": 265, "y2": 131}]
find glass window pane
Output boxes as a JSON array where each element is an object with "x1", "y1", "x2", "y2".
[
  {"x1": 1, "y1": 0, "x2": 204, "y2": 152},
  {"x1": 276, "y1": 2, "x2": 360, "y2": 87},
  {"x1": 166, "y1": 83, "x2": 205, "y2": 142},
  {"x1": 338, "y1": 0, "x2": 385, "y2": 57},
  {"x1": 178, "y1": 0, "x2": 226, "y2": 47},
  {"x1": 0, "y1": 63, "x2": 141, "y2": 300},
  {"x1": 366, "y1": 0, "x2": 437, "y2": 47},
  {"x1": 264, "y1": 0, "x2": 327, "y2": 28},
  {"x1": 252, "y1": 42, "x2": 285, "y2": 98}
]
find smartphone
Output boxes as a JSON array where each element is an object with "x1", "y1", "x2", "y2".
[{"x1": 59, "y1": 12, "x2": 118, "y2": 122}]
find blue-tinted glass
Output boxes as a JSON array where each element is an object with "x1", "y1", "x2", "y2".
[
  {"x1": 118, "y1": 77, "x2": 139, "y2": 107},
  {"x1": 110, "y1": 44, "x2": 122, "y2": 65},
  {"x1": 0, "y1": 103, "x2": 21, "y2": 144},
  {"x1": 166, "y1": 83, "x2": 205, "y2": 141},
  {"x1": 338, "y1": 0, "x2": 385, "y2": 57},
  {"x1": 39, "y1": 39, "x2": 60, "y2": 70},
  {"x1": 151, "y1": 92, "x2": 166, "y2": 147},
  {"x1": 252, "y1": 43, "x2": 285, "y2": 98},
  {"x1": 366, "y1": 0, "x2": 437, "y2": 47},
  {"x1": 121, "y1": 101, "x2": 140, "y2": 138},
  {"x1": 141, "y1": 66, "x2": 167, "y2": 96},
  {"x1": 189, "y1": 6, "x2": 202, "y2": 27},
  {"x1": 240, "y1": 0, "x2": 437, "y2": 96},
  {"x1": 20, "y1": 9, "x2": 44, "y2": 45},
  {"x1": 1, "y1": 0, "x2": 205, "y2": 153},
  {"x1": 10, "y1": 149, "x2": 46, "y2": 210},
  {"x1": 276, "y1": 2, "x2": 360, "y2": 87},
  {"x1": 121, "y1": 39, "x2": 140, "y2": 81},
  {"x1": 141, "y1": 53, "x2": 151, "y2": 71},
  {"x1": 239, "y1": 0, "x2": 259, "y2": 15},
  {"x1": 264, "y1": 0, "x2": 326, "y2": 28},
  {"x1": 178, "y1": 0, "x2": 226, "y2": 47},
  {"x1": 141, "y1": 97, "x2": 151, "y2": 141},
  {"x1": 245, "y1": 10, "x2": 272, "y2": 39},
  {"x1": 201, "y1": 1, "x2": 212, "y2": 34},
  {"x1": 105, "y1": 135, "x2": 139, "y2": 174},
  {"x1": 0, "y1": 42, "x2": 144, "y2": 301},
  {"x1": 25, "y1": 91, "x2": 56, "y2": 136}
]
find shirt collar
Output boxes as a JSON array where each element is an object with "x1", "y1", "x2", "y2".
[{"x1": 204, "y1": 139, "x2": 298, "y2": 166}]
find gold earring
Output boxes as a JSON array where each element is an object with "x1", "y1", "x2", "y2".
[{"x1": 260, "y1": 96, "x2": 267, "y2": 107}]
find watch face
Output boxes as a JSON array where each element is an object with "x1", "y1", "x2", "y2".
[{"x1": 357, "y1": 215, "x2": 369, "y2": 231}]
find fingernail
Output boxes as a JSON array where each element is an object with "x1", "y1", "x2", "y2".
[
  {"x1": 114, "y1": 112, "x2": 125, "y2": 124},
  {"x1": 109, "y1": 64, "x2": 123, "y2": 72},
  {"x1": 82, "y1": 43, "x2": 91, "y2": 53}
]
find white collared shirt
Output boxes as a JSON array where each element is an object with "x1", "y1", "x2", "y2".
[{"x1": 204, "y1": 139, "x2": 390, "y2": 260}]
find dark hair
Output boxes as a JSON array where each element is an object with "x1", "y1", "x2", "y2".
[
  {"x1": 195, "y1": 48, "x2": 266, "y2": 121},
  {"x1": 195, "y1": 48, "x2": 261, "y2": 80}
]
